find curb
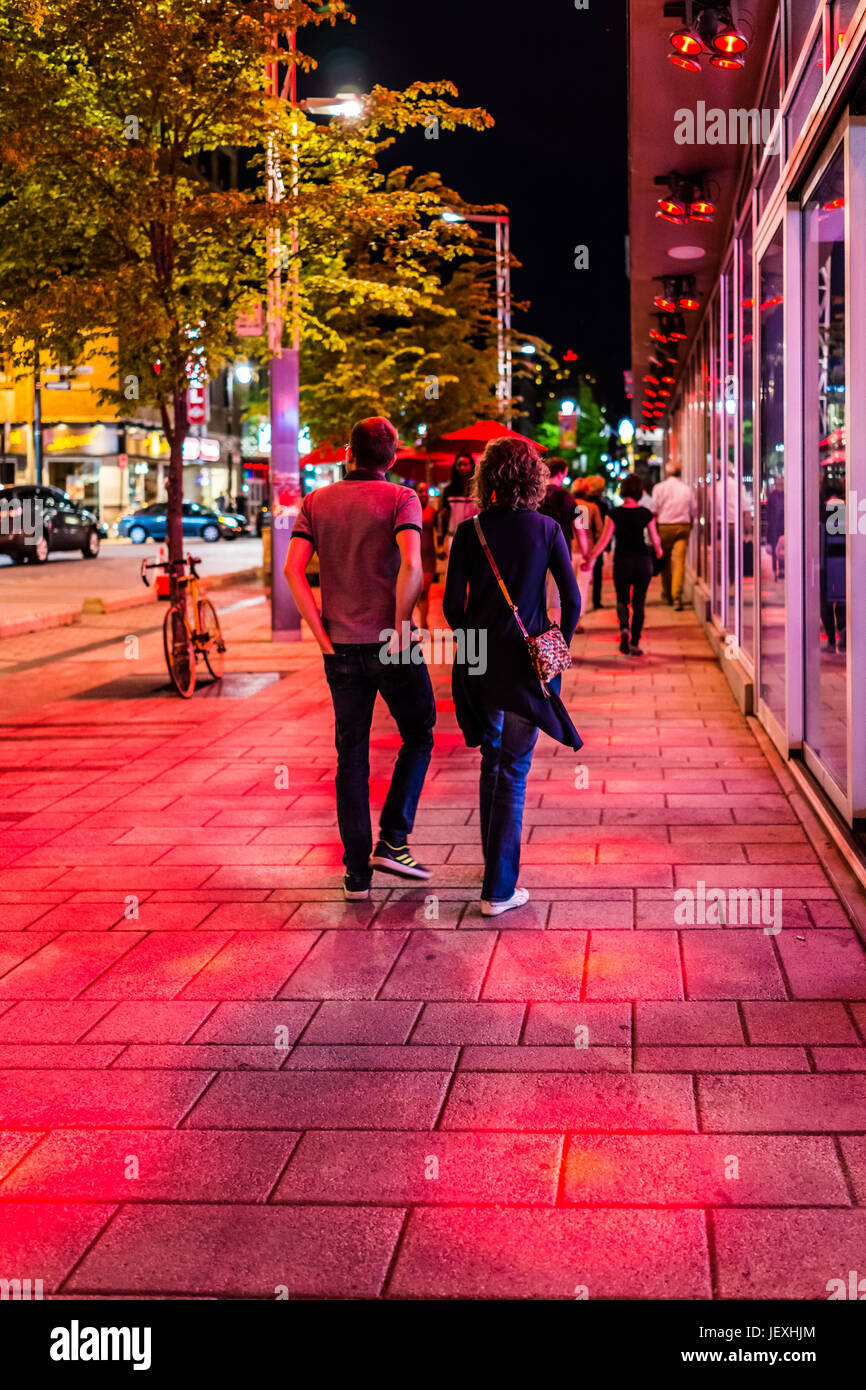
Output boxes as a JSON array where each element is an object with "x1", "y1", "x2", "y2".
[{"x1": 0, "y1": 567, "x2": 263, "y2": 640}]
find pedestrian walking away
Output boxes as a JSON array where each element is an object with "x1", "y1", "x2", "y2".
[
  {"x1": 584, "y1": 474, "x2": 611, "y2": 609},
  {"x1": 585, "y1": 471, "x2": 664, "y2": 657},
  {"x1": 539, "y1": 457, "x2": 590, "y2": 631},
  {"x1": 285, "y1": 416, "x2": 436, "y2": 901},
  {"x1": 650, "y1": 462, "x2": 696, "y2": 609},
  {"x1": 443, "y1": 436, "x2": 582, "y2": 918},
  {"x1": 415, "y1": 481, "x2": 437, "y2": 629}
]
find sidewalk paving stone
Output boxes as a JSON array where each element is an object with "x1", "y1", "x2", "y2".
[{"x1": 3, "y1": 582, "x2": 866, "y2": 1298}]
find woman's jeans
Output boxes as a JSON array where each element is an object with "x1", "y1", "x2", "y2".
[
  {"x1": 614, "y1": 554, "x2": 653, "y2": 644},
  {"x1": 479, "y1": 709, "x2": 539, "y2": 901}
]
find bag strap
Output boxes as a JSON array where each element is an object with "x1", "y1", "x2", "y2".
[{"x1": 473, "y1": 515, "x2": 530, "y2": 641}]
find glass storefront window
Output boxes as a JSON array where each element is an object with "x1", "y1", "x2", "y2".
[
  {"x1": 701, "y1": 327, "x2": 710, "y2": 585},
  {"x1": 758, "y1": 226, "x2": 786, "y2": 725},
  {"x1": 787, "y1": 34, "x2": 824, "y2": 150},
  {"x1": 741, "y1": 220, "x2": 756, "y2": 663},
  {"x1": 803, "y1": 147, "x2": 847, "y2": 791},
  {"x1": 787, "y1": 0, "x2": 823, "y2": 73},
  {"x1": 711, "y1": 294, "x2": 723, "y2": 620},
  {"x1": 724, "y1": 263, "x2": 737, "y2": 626},
  {"x1": 833, "y1": 0, "x2": 859, "y2": 53}
]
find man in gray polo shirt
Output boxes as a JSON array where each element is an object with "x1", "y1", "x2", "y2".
[{"x1": 286, "y1": 417, "x2": 436, "y2": 900}]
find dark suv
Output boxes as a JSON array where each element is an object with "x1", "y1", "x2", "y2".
[{"x1": 0, "y1": 485, "x2": 101, "y2": 564}]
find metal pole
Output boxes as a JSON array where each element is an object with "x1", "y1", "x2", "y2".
[
  {"x1": 502, "y1": 217, "x2": 512, "y2": 426},
  {"x1": 268, "y1": 26, "x2": 301, "y2": 640},
  {"x1": 33, "y1": 349, "x2": 43, "y2": 486},
  {"x1": 495, "y1": 221, "x2": 505, "y2": 419}
]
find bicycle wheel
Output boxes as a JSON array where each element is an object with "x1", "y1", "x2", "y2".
[
  {"x1": 197, "y1": 597, "x2": 226, "y2": 681},
  {"x1": 163, "y1": 605, "x2": 196, "y2": 698}
]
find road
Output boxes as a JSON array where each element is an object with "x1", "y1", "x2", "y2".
[{"x1": 0, "y1": 536, "x2": 264, "y2": 637}]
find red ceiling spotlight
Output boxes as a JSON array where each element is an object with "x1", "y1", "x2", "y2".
[
  {"x1": 661, "y1": 374, "x2": 676, "y2": 384},
  {"x1": 657, "y1": 197, "x2": 688, "y2": 224},
  {"x1": 711, "y1": 10, "x2": 749, "y2": 55},
  {"x1": 655, "y1": 171, "x2": 718, "y2": 225},
  {"x1": 665, "y1": 313, "x2": 688, "y2": 342},
  {"x1": 650, "y1": 328, "x2": 667, "y2": 343},
  {"x1": 645, "y1": 374, "x2": 660, "y2": 385},
  {"x1": 668, "y1": 4, "x2": 750, "y2": 72},
  {"x1": 657, "y1": 389, "x2": 672, "y2": 398},
  {"x1": 668, "y1": 51, "x2": 703, "y2": 71},
  {"x1": 655, "y1": 275, "x2": 700, "y2": 320},
  {"x1": 670, "y1": 26, "x2": 705, "y2": 55},
  {"x1": 822, "y1": 196, "x2": 845, "y2": 211}
]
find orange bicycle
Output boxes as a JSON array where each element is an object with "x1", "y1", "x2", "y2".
[{"x1": 141, "y1": 552, "x2": 225, "y2": 697}]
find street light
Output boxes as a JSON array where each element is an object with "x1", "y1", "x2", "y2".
[
  {"x1": 300, "y1": 92, "x2": 362, "y2": 120},
  {"x1": 234, "y1": 362, "x2": 254, "y2": 385},
  {"x1": 442, "y1": 207, "x2": 512, "y2": 424}
]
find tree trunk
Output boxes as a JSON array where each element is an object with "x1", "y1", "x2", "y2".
[{"x1": 163, "y1": 387, "x2": 188, "y2": 606}]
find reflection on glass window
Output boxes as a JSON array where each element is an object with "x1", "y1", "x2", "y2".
[
  {"x1": 712, "y1": 295, "x2": 723, "y2": 619},
  {"x1": 725, "y1": 265, "x2": 736, "y2": 623},
  {"x1": 787, "y1": 0, "x2": 822, "y2": 72},
  {"x1": 741, "y1": 222, "x2": 755, "y2": 661},
  {"x1": 804, "y1": 149, "x2": 847, "y2": 790},
  {"x1": 758, "y1": 227, "x2": 785, "y2": 725},
  {"x1": 833, "y1": 0, "x2": 860, "y2": 53}
]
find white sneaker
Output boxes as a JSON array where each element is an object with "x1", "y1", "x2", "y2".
[{"x1": 481, "y1": 887, "x2": 530, "y2": 917}]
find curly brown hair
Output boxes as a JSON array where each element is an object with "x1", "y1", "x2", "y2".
[{"x1": 472, "y1": 437, "x2": 549, "y2": 511}]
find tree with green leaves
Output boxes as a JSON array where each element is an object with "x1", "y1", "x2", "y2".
[
  {"x1": 0, "y1": 0, "x2": 492, "y2": 604},
  {"x1": 299, "y1": 185, "x2": 538, "y2": 445}
]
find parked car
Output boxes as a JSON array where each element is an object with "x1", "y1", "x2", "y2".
[
  {"x1": 0, "y1": 485, "x2": 101, "y2": 564},
  {"x1": 221, "y1": 510, "x2": 251, "y2": 536},
  {"x1": 117, "y1": 501, "x2": 242, "y2": 544}
]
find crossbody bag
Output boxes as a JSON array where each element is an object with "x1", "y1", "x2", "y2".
[{"x1": 473, "y1": 515, "x2": 572, "y2": 699}]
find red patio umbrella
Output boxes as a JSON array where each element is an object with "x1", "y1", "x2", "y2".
[
  {"x1": 303, "y1": 441, "x2": 345, "y2": 466},
  {"x1": 439, "y1": 420, "x2": 547, "y2": 451}
]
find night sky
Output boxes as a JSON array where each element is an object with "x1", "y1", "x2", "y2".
[{"x1": 303, "y1": 0, "x2": 630, "y2": 418}]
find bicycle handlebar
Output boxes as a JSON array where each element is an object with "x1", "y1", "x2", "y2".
[{"x1": 140, "y1": 553, "x2": 202, "y2": 587}]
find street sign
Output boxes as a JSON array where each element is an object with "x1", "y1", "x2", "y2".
[
  {"x1": 187, "y1": 382, "x2": 207, "y2": 427},
  {"x1": 236, "y1": 303, "x2": 264, "y2": 338}
]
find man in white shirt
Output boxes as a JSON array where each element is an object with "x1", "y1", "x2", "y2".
[{"x1": 650, "y1": 464, "x2": 696, "y2": 609}]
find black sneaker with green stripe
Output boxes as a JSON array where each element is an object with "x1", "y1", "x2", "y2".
[{"x1": 369, "y1": 839, "x2": 431, "y2": 880}]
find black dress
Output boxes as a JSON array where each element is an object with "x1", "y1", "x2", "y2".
[{"x1": 442, "y1": 507, "x2": 583, "y2": 750}]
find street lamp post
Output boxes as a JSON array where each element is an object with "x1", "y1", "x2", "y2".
[
  {"x1": 443, "y1": 210, "x2": 512, "y2": 424},
  {"x1": 266, "y1": 25, "x2": 301, "y2": 641},
  {"x1": 265, "y1": 44, "x2": 364, "y2": 638}
]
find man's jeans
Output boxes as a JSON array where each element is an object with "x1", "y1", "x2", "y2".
[
  {"x1": 479, "y1": 709, "x2": 539, "y2": 902},
  {"x1": 657, "y1": 522, "x2": 691, "y2": 602},
  {"x1": 323, "y1": 642, "x2": 436, "y2": 877}
]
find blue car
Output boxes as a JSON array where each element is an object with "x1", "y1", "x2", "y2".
[{"x1": 118, "y1": 502, "x2": 241, "y2": 544}]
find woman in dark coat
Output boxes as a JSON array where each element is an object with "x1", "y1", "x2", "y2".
[{"x1": 443, "y1": 437, "x2": 582, "y2": 917}]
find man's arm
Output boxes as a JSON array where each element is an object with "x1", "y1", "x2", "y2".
[
  {"x1": 394, "y1": 528, "x2": 423, "y2": 647},
  {"x1": 573, "y1": 503, "x2": 590, "y2": 561},
  {"x1": 285, "y1": 537, "x2": 335, "y2": 655}
]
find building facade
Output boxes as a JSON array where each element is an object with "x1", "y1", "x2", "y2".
[
  {"x1": 0, "y1": 345, "x2": 243, "y2": 524},
  {"x1": 629, "y1": 0, "x2": 866, "y2": 857}
]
